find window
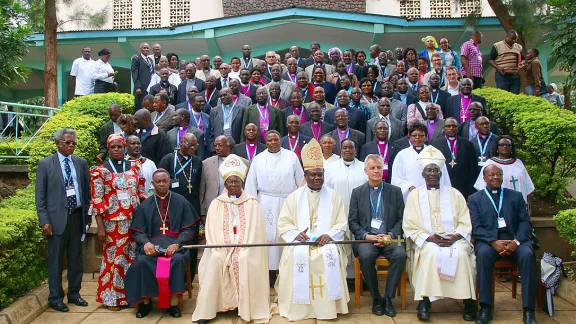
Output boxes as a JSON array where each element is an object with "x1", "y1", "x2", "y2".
[
  {"x1": 113, "y1": 0, "x2": 133, "y2": 29},
  {"x1": 400, "y1": 0, "x2": 422, "y2": 18},
  {"x1": 170, "y1": 0, "x2": 191, "y2": 25},
  {"x1": 430, "y1": 0, "x2": 452, "y2": 18},
  {"x1": 141, "y1": 0, "x2": 162, "y2": 28},
  {"x1": 459, "y1": 0, "x2": 482, "y2": 16}
]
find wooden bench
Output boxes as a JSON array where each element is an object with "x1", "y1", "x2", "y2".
[{"x1": 354, "y1": 255, "x2": 407, "y2": 309}]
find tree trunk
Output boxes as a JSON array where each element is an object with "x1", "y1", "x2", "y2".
[
  {"x1": 487, "y1": 0, "x2": 527, "y2": 51},
  {"x1": 44, "y1": 0, "x2": 58, "y2": 108}
]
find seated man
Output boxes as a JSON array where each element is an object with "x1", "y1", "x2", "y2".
[
  {"x1": 193, "y1": 154, "x2": 270, "y2": 324},
  {"x1": 402, "y1": 146, "x2": 477, "y2": 321},
  {"x1": 468, "y1": 164, "x2": 538, "y2": 324},
  {"x1": 125, "y1": 169, "x2": 198, "y2": 318},
  {"x1": 276, "y1": 138, "x2": 349, "y2": 321}
]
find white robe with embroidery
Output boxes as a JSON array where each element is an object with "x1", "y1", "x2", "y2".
[
  {"x1": 474, "y1": 159, "x2": 534, "y2": 202},
  {"x1": 245, "y1": 148, "x2": 305, "y2": 270}
]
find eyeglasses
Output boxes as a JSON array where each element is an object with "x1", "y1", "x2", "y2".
[
  {"x1": 410, "y1": 134, "x2": 426, "y2": 138},
  {"x1": 423, "y1": 169, "x2": 441, "y2": 174},
  {"x1": 225, "y1": 180, "x2": 242, "y2": 186},
  {"x1": 425, "y1": 107, "x2": 438, "y2": 111},
  {"x1": 181, "y1": 141, "x2": 198, "y2": 147},
  {"x1": 62, "y1": 141, "x2": 77, "y2": 146},
  {"x1": 444, "y1": 125, "x2": 458, "y2": 128}
]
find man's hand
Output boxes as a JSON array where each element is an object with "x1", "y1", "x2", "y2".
[
  {"x1": 96, "y1": 153, "x2": 104, "y2": 165},
  {"x1": 534, "y1": 90, "x2": 541, "y2": 97},
  {"x1": 426, "y1": 235, "x2": 451, "y2": 246},
  {"x1": 144, "y1": 242, "x2": 158, "y2": 256},
  {"x1": 315, "y1": 234, "x2": 332, "y2": 247},
  {"x1": 490, "y1": 240, "x2": 510, "y2": 255},
  {"x1": 97, "y1": 226, "x2": 106, "y2": 244},
  {"x1": 41, "y1": 224, "x2": 53, "y2": 237},
  {"x1": 409, "y1": 186, "x2": 416, "y2": 191},
  {"x1": 503, "y1": 240, "x2": 519, "y2": 255},
  {"x1": 366, "y1": 234, "x2": 386, "y2": 247},
  {"x1": 165, "y1": 244, "x2": 180, "y2": 257},
  {"x1": 497, "y1": 66, "x2": 506, "y2": 75},
  {"x1": 295, "y1": 227, "x2": 310, "y2": 242},
  {"x1": 135, "y1": 88, "x2": 142, "y2": 95},
  {"x1": 446, "y1": 233, "x2": 463, "y2": 246}
]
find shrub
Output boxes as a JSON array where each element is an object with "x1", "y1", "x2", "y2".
[
  {"x1": 60, "y1": 93, "x2": 135, "y2": 124},
  {"x1": 0, "y1": 139, "x2": 30, "y2": 165},
  {"x1": 554, "y1": 209, "x2": 576, "y2": 257},
  {"x1": 475, "y1": 88, "x2": 576, "y2": 202}
]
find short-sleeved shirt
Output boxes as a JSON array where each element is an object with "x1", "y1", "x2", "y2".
[
  {"x1": 70, "y1": 57, "x2": 96, "y2": 95},
  {"x1": 460, "y1": 39, "x2": 483, "y2": 78}
]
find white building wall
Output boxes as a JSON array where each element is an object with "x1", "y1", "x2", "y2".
[
  {"x1": 365, "y1": 0, "x2": 401, "y2": 17},
  {"x1": 57, "y1": 0, "x2": 114, "y2": 31}
]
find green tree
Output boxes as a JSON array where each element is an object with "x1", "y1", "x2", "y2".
[
  {"x1": 0, "y1": 1, "x2": 32, "y2": 88},
  {"x1": 22, "y1": 0, "x2": 109, "y2": 33}
]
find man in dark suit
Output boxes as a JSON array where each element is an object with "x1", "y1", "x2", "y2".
[
  {"x1": 366, "y1": 98, "x2": 403, "y2": 143},
  {"x1": 324, "y1": 89, "x2": 366, "y2": 134},
  {"x1": 215, "y1": 63, "x2": 232, "y2": 90},
  {"x1": 210, "y1": 88, "x2": 246, "y2": 147},
  {"x1": 184, "y1": 94, "x2": 212, "y2": 156},
  {"x1": 329, "y1": 108, "x2": 365, "y2": 154},
  {"x1": 393, "y1": 78, "x2": 417, "y2": 107},
  {"x1": 167, "y1": 108, "x2": 206, "y2": 159},
  {"x1": 360, "y1": 121, "x2": 401, "y2": 184},
  {"x1": 444, "y1": 78, "x2": 487, "y2": 122},
  {"x1": 471, "y1": 116, "x2": 499, "y2": 174},
  {"x1": 425, "y1": 103, "x2": 445, "y2": 143},
  {"x1": 428, "y1": 73, "x2": 451, "y2": 116},
  {"x1": 349, "y1": 154, "x2": 406, "y2": 317},
  {"x1": 281, "y1": 115, "x2": 311, "y2": 160},
  {"x1": 380, "y1": 82, "x2": 408, "y2": 132},
  {"x1": 35, "y1": 128, "x2": 91, "y2": 312},
  {"x1": 300, "y1": 102, "x2": 334, "y2": 142},
  {"x1": 432, "y1": 118, "x2": 478, "y2": 198},
  {"x1": 238, "y1": 68, "x2": 258, "y2": 104},
  {"x1": 240, "y1": 87, "x2": 284, "y2": 142},
  {"x1": 229, "y1": 78, "x2": 252, "y2": 108},
  {"x1": 177, "y1": 63, "x2": 206, "y2": 105},
  {"x1": 134, "y1": 109, "x2": 171, "y2": 165},
  {"x1": 233, "y1": 123, "x2": 266, "y2": 162},
  {"x1": 200, "y1": 75, "x2": 219, "y2": 108},
  {"x1": 151, "y1": 93, "x2": 175, "y2": 133},
  {"x1": 468, "y1": 164, "x2": 538, "y2": 324},
  {"x1": 457, "y1": 101, "x2": 499, "y2": 141},
  {"x1": 148, "y1": 68, "x2": 178, "y2": 105},
  {"x1": 283, "y1": 89, "x2": 310, "y2": 126},
  {"x1": 343, "y1": 50, "x2": 364, "y2": 79},
  {"x1": 96, "y1": 104, "x2": 122, "y2": 164},
  {"x1": 132, "y1": 43, "x2": 154, "y2": 110}
]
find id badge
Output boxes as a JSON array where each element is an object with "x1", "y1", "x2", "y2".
[
  {"x1": 371, "y1": 219, "x2": 383, "y2": 230},
  {"x1": 66, "y1": 185, "x2": 75, "y2": 197},
  {"x1": 383, "y1": 163, "x2": 388, "y2": 171},
  {"x1": 171, "y1": 179, "x2": 179, "y2": 188},
  {"x1": 262, "y1": 122, "x2": 269, "y2": 131},
  {"x1": 117, "y1": 190, "x2": 130, "y2": 201},
  {"x1": 223, "y1": 121, "x2": 231, "y2": 135},
  {"x1": 498, "y1": 218, "x2": 507, "y2": 229}
]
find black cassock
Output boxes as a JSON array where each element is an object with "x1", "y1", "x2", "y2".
[
  {"x1": 125, "y1": 192, "x2": 198, "y2": 307},
  {"x1": 432, "y1": 136, "x2": 478, "y2": 199}
]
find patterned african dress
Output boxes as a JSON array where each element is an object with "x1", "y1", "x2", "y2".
[{"x1": 89, "y1": 163, "x2": 147, "y2": 307}]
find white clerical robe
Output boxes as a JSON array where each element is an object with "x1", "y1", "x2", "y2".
[
  {"x1": 391, "y1": 146, "x2": 452, "y2": 202},
  {"x1": 474, "y1": 159, "x2": 534, "y2": 202},
  {"x1": 323, "y1": 154, "x2": 340, "y2": 166},
  {"x1": 192, "y1": 191, "x2": 271, "y2": 323},
  {"x1": 245, "y1": 148, "x2": 305, "y2": 270},
  {"x1": 141, "y1": 158, "x2": 157, "y2": 196},
  {"x1": 403, "y1": 186, "x2": 476, "y2": 301},
  {"x1": 276, "y1": 186, "x2": 350, "y2": 321}
]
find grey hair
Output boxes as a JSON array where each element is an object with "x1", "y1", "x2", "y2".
[
  {"x1": 364, "y1": 154, "x2": 384, "y2": 169},
  {"x1": 483, "y1": 163, "x2": 503, "y2": 176},
  {"x1": 461, "y1": 77, "x2": 473, "y2": 85},
  {"x1": 321, "y1": 134, "x2": 335, "y2": 144},
  {"x1": 225, "y1": 135, "x2": 236, "y2": 148},
  {"x1": 54, "y1": 128, "x2": 77, "y2": 141},
  {"x1": 469, "y1": 101, "x2": 484, "y2": 110}
]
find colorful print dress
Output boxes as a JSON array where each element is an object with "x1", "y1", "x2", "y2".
[{"x1": 89, "y1": 163, "x2": 147, "y2": 307}]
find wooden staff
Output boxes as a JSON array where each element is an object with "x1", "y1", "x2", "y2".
[{"x1": 182, "y1": 237, "x2": 404, "y2": 249}]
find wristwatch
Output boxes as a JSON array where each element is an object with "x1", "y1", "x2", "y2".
[{"x1": 513, "y1": 239, "x2": 520, "y2": 246}]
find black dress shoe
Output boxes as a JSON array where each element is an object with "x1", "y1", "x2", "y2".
[
  {"x1": 68, "y1": 297, "x2": 89, "y2": 307},
  {"x1": 475, "y1": 306, "x2": 493, "y2": 324},
  {"x1": 197, "y1": 320, "x2": 210, "y2": 324},
  {"x1": 168, "y1": 305, "x2": 181, "y2": 318},
  {"x1": 382, "y1": 296, "x2": 397, "y2": 317},
  {"x1": 372, "y1": 297, "x2": 385, "y2": 316},
  {"x1": 523, "y1": 309, "x2": 537, "y2": 324},
  {"x1": 135, "y1": 302, "x2": 152, "y2": 318},
  {"x1": 463, "y1": 299, "x2": 477, "y2": 321},
  {"x1": 50, "y1": 301, "x2": 69, "y2": 312},
  {"x1": 416, "y1": 298, "x2": 431, "y2": 320}
]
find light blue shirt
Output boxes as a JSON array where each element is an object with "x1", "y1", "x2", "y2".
[{"x1": 58, "y1": 152, "x2": 81, "y2": 207}]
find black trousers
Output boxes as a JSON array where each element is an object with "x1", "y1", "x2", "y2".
[
  {"x1": 47, "y1": 209, "x2": 84, "y2": 304},
  {"x1": 134, "y1": 89, "x2": 149, "y2": 111},
  {"x1": 476, "y1": 240, "x2": 537, "y2": 310},
  {"x1": 353, "y1": 242, "x2": 406, "y2": 300},
  {"x1": 94, "y1": 80, "x2": 114, "y2": 93}
]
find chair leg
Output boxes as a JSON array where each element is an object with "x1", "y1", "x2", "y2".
[
  {"x1": 354, "y1": 257, "x2": 361, "y2": 309},
  {"x1": 187, "y1": 263, "x2": 192, "y2": 299},
  {"x1": 178, "y1": 294, "x2": 183, "y2": 311},
  {"x1": 491, "y1": 268, "x2": 496, "y2": 308},
  {"x1": 512, "y1": 275, "x2": 517, "y2": 299},
  {"x1": 536, "y1": 260, "x2": 543, "y2": 311},
  {"x1": 400, "y1": 271, "x2": 407, "y2": 310}
]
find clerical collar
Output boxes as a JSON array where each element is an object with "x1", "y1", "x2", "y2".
[
  {"x1": 413, "y1": 146, "x2": 423, "y2": 152},
  {"x1": 313, "y1": 121, "x2": 319, "y2": 125},
  {"x1": 110, "y1": 158, "x2": 123, "y2": 165},
  {"x1": 268, "y1": 149, "x2": 281, "y2": 154},
  {"x1": 426, "y1": 185, "x2": 440, "y2": 190},
  {"x1": 488, "y1": 187, "x2": 501, "y2": 194},
  {"x1": 429, "y1": 118, "x2": 436, "y2": 124},
  {"x1": 307, "y1": 186, "x2": 321, "y2": 193},
  {"x1": 343, "y1": 160, "x2": 354, "y2": 166},
  {"x1": 447, "y1": 136, "x2": 456, "y2": 141},
  {"x1": 290, "y1": 134, "x2": 298, "y2": 138},
  {"x1": 370, "y1": 182, "x2": 383, "y2": 190},
  {"x1": 155, "y1": 191, "x2": 171, "y2": 200},
  {"x1": 248, "y1": 142, "x2": 255, "y2": 146},
  {"x1": 378, "y1": 140, "x2": 387, "y2": 144},
  {"x1": 462, "y1": 94, "x2": 471, "y2": 98}
]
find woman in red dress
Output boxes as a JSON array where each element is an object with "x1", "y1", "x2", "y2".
[{"x1": 89, "y1": 134, "x2": 147, "y2": 310}]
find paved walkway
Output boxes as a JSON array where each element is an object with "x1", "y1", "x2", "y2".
[{"x1": 30, "y1": 273, "x2": 576, "y2": 324}]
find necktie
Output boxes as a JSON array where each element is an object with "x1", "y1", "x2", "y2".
[
  {"x1": 64, "y1": 158, "x2": 77, "y2": 209},
  {"x1": 223, "y1": 78, "x2": 228, "y2": 88},
  {"x1": 412, "y1": 84, "x2": 417, "y2": 92},
  {"x1": 147, "y1": 57, "x2": 154, "y2": 75}
]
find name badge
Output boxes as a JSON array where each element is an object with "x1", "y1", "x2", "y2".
[
  {"x1": 478, "y1": 161, "x2": 486, "y2": 167},
  {"x1": 117, "y1": 191, "x2": 130, "y2": 201},
  {"x1": 383, "y1": 163, "x2": 388, "y2": 171},
  {"x1": 261, "y1": 122, "x2": 269, "y2": 131},
  {"x1": 478, "y1": 55, "x2": 482, "y2": 61},
  {"x1": 224, "y1": 121, "x2": 231, "y2": 130},
  {"x1": 66, "y1": 186, "x2": 75, "y2": 197},
  {"x1": 171, "y1": 179, "x2": 179, "y2": 188},
  {"x1": 371, "y1": 219, "x2": 383, "y2": 230},
  {"x1": 223, "y1": 121, "x2": 231, "y2": 135},
  {"x1": 498, "y1": 217, "x2": 507, "y2": 229}
]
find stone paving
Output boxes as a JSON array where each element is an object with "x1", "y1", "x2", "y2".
[{"x1": 29, "y1": 273, "x2": 576, "y2": 324}]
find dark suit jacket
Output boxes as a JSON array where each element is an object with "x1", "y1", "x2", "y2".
[
  {"x1": 468, "y1": 188, "x2": 533, "y2": 245},
  {"x1": 151, "y1": 109, "x2": 175, "y2": 134},
  {"x1": 365, "y1": 116, "x2": 403, "y2": 143},
  {"x1": 393, "y1": 92, "x2": 417, "y2": 107},
  {"x1": 149, "y1": 82, "x2": 178, "y2": 105},
  {"x1": 35, "y1": 153, "x2": 91, "y2": 235},
  {"x1": 349, "y1": 182, "x2": 405, "y2": 240},
  {"x1": 430, "y1": 89, "x2": 451, "y2": 116},
  {"x1": 187, "y1": 111, "x2": 213, "y2": 155},
  {"x1": 216, "y1": 76, "x2": 233, "y2": 90},
  {"x1": 282, "y1": 106, "x2": 311, "y2": 126},
  {"x1": 98, "y1": 120, "x2": 115, "y2": 158},
  {"x1": 445, "y1": 94, "x2": 488, "y2": 121},
  {"x1": 131, "y1": 55, "x2": 153, "y2": 92},
  {"x1": 281, "y1": 133, "x2": 312, "y2": 153},
  {"x1": 233, "y1": 142, "x2": 267, "y2": 161},
  {"x1": 458, "y1": 120, "x2": 499, "y2": 140},
  {"x1": 300, "y1": 120, "x2": 334, "y2": 139},
  {"x1": 432, "y1": 136, "x2": 478, "y2": 198},
  {"x1": 201, "y1": 88, "x2": 220, "y2": 108},
  {"x1": 324, "y1": 106, "x2": 366, "y2": 134},
  {"x1": 210, "y1": 103, "x2": 246, "y2": 146},
  {"x1": 176, "y1": 78, "x2": 206, "y2": 105},
  {"x1": 330, "y1": 128, "x2": 365, "y2": 154},
  {"x1": 136, "y1": 125, "x2": 171, "y2": 165},
  {"x1": 359, "y1": 141, "x2": 401, "y2": 183},
  {"x1": 167, "y1": 125, "x2": 206, "y2": 160},
  {"x1": 471, "y1": 133, "x2": 499, "y2": 166},
  {"x1": 240, "y1": 104, "x2": 284, "y2": 142}
]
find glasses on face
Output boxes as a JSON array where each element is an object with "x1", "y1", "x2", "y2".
[
  {"x1": 425, "y1": 107, "x2": 438, "y2": 111},
  {"x1": 62, "y1": 141, "x2": 77, "y2": 146},
  {"x1": 468, "y1": 108, "x2": 482, "y2": 111},
  {"x1": 181, "y1": 141, "x2": 198, "y2": 147},
  {"x1": 423, "y1": 169, "x2": 441, "y2": 174},
  {"x1": 410, "y1": 134, "x2": 426, "y2": 138},
  {"x1": 498, "y1": 144, "x2": 512, "y2": 148},
  {"x1": 444, "y1": 125, "x2": 458, "y2": 128},
  {"x1": 225, "y1": 180, "x2": 242, "y2": 186}
]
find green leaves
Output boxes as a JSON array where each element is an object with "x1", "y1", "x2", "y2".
[
  {"x1": 554, "y1": 209, "x2": 576, "y2": 257},
  {"x1": 0, "y1": 0, "x2": 32, "y2": 88}
]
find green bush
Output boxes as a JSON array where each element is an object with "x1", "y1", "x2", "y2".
[
  {"x1": 60, "y1": 93, "x2": 135, "y2": 124},
  {"x1": 0, "y1": 139, "x2": 30, "y2": 165},
  {"x1": 475, "y1": 88, "x2": 576, "y2": 202},
  {"x1": 554, "y1": 209, "x2": 576, "y2": 257}
]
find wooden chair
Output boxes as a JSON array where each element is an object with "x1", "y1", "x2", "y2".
[
  {"x1": 354, "y1": 255, "x2": 407, "y2": 309},
  {"x1": 178, "y1": 262, "x2": 194, "y2": 311}
]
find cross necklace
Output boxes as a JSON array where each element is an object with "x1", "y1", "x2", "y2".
[
  {"x1": 155, "y1": 192, "x2": 172, "y2": 235},
  {"x1": 177, "y1": 155, "x2": 194, "y2": 194}
]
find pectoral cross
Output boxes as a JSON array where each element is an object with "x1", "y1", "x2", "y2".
[
  {"x1": 187, "y1": 183, "x2": 193, "y2": 194},
  {"x1": 424, "y1": 146, "x2": 436, "y2": 157},
  {"x1": 449, "y1": 160, "x2": 457, "y2": 168},
  {"x1": 478, "y1": 155, "x2": 486, "y2": 163},
  {"x1": 510, "y1": 176, "x2": 518, "y2": 190},
  {"x1": 309, "y1": 274, "x2": 324, "y2": 300},
  {"x1": 461, "y1": 114, "x2": 467, "y2": 122},
  {"x1": 391, "y1": 237, "x2": 405, "y2": 246},
  {"x1": 310, "y1": 209, "x2": 318, "y2": 233},
  {"x1": 160, "y1": 222, "x2": 168, "y2": 235}
]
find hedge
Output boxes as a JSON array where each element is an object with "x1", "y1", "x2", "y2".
[
  {"x1": 554, "y1": 209, "x2": 576, "y2": 257},
  {"x1": 475, "y1": 88, "x2": 576, "y2": 203},
  {"x1": 0, "y1": 139, "x2": 30, "y2": 165},
  {"x1": 60, "y1": 93, "x2": 135, "y2": 124}
]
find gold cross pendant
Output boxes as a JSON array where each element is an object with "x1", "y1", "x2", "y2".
[
  {"x1": 160, "y1": 222, "x2": 168, "y2": 235},
  {"x1": 187, "y1": 183, "x2": 193, "y2": 194},
  {"x1": 449, "y1": 160, "x2": 457, "y2": 168}
]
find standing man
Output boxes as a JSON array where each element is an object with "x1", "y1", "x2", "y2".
[
  {"x1": 524, "y1": 48, "x2": 543, "y2": 96},
  {"x1": 201, "y1": 75, "x2": 220, "y2": 108},
  {"x1": 132, "y1": 43, "x2": 154, "y2": 110},
  {"x1": 281, "y1": 115, "x2": 311, "y2": 160},
  {"x1": 329, "y1": 109, "x2": 365, "y2": 154},
  {"x1": 265, "y1": 64, "x2": 296, "y2": 101},
  {"x1": 151, "y1": 43, "x2": 162, "y2": 67},
  {"x1": 457, "y1": 101, "x2": 498, "y2": 141},
  {"x1": 471, "y1": 116, "x2": 499, "y2": 173},
  {"x1": 216, "y1": 63, "x2": 231, "y2": 90},
  {"x1": 290, "y1": 45, "x2": 308, "y2": 69},
  {"x1": 359, "y1": 121, "x2": 401, "y2": 183},
  {"x1": 489, "y1": 30, "x2": 523, "y2": 94},
  {"x1": 422, "y1": 53, "x2": 446, "y2": 88},
  {"x1": 468, "y1": 164, "x2": 538, "y2": 324},
  {"x1": 325, "y1": 90, "x2": 366, "y2": 134},
  {"x1": 195, "y1": 55, "x2": 221, "y2": 81},
  {"x1": 210, "y1": 88, "x2": 246, "y2": 146},
  {"x1": 234, "y1": 123, "x2": 266, "y2": 163},
  {"x1": 125, "y1": 135, "x2": 157, "y2": 195},
  {"x1": 365, "y1": 98, "x2": 403, "y2": 143},
  {"x1": 134, "y1": 109, "x2": 171, "y2": 165},
  {"x1": 229, "y1": 78, "x2": 252, "y2": 107},
  {"x1": 151, "y1": 93, "x2": 175, "y2": 133},
  {"x1": 241, "y1": 44, "x2": 258, "y2": 70},
  {"x1": 348, "y1": 154, "x2": 406, "y2": 317},
  {"x1": 148, "y1": 68, "x2": 178, "y2": 105},
  {"x1": 177, "y1": 63, "x2": 206, "y2": 105},
  {"x1": 241, "y1": 87, "x2": 284, "y2": 142},
  {"x1": 425, "y1": 103, "x2": 445, "y2": 143},
  {"x1": 300, "y1": 102, "x2": 335, "y2": 142},
  {"x1": 187, "y1": 94, "x2": 212, "y2": 156},
  {"x1": 442, "y1": 66, "x2": 461, "y2": 96},
  {"x1": 445, "y1": 78, "x2": 487, "y2": 122},
  {"x1": 393, "y1": 78, "x2": 417, "y2": 107},
  {"x1": 428, "y1": 73, "x2": 451, "y2": 116},
  {"x1": 305, "y1": 50, "x2": 335, "y2": 81},
  {"x1": 460, "y1": 31, "x2": 484, "y2": 89},
  {"x1": 70, "y1": 47, "x2": 95, "y2": 96},
  {"x1": 166, "y1": 108, "x2": 205, "y2": 159},
  {"x1": 96, "y1": 103, "x2": 122, "y2": 164},
  {"x1": 380, "y1": 82, "x2": 408, "y2": 131},
  {"x1": 35, "y1": 129, "x2": 91, "y2": 312}
]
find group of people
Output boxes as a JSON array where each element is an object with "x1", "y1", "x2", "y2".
[{"x1": 37, "y1": 34, "x2": 543, "y2": 324}]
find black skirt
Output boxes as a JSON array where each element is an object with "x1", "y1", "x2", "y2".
[{"x1": 94, "y1": 80, "x2": 114, "y2": 93}]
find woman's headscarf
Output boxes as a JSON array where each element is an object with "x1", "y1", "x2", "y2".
[
  {"x1": 107, "y1": 133, "x2": 126, "y2": 148},
  {"x1": 421, "y1": 36, "x2": 439, "y2": 49},
  {"x1": 328, "y1": 47, "x2": 343, "y2": 61}
]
